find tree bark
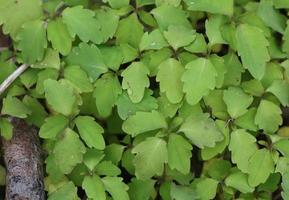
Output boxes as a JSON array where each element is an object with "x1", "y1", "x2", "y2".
[{"x1": 2, "y1": 118, "x2": 45, "y2": 200}]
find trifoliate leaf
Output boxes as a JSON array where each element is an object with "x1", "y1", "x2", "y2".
[
  {"x1": 223, "y1": 87, "x2": 253, "y2": 119},
  {"x1": 48, "y1": 182, "x2": 78, "y2": 200},
  {"x1": 122, "y1": 110, "x2": 167, "y2": 137},
  {"x1": 44, "y1": 79, "x2": 76, "y2": 116},
  {"x1": 164, "y1": 25, "x2": 196, "y2": 50},
  {"x1": 1, "y1": 96, "x2": 31, "y2": 118},
  {"x1": 0, "y1": 0, "x2": 43, "y2": 38},
  {"x1": 82, "y1": 175, "x2": 106, "y2": 200},
  {"x1": 156, "y1": 58, "x2": 184, "y2": 104},
  {"x1": 0, "y1": 118, "x2": 13, "y2": 140},
  {"x1": 257, "y1": 0, "x2": 286, "y2": 33},
  {"x1": 229, "y1": 130, "x2": 258, "y2": 173},
  {"x1": 132, "y1": 137, "x2": 168, "y2": 180},
  {"x1": 179, "y1": 113, "x2": 224, "y2": 148},
  {"x1": 39, "y1": 115, "x2": 69, "y2": 139},
  {"x1": 53, "y1": 128, "x2": 86, "y2": 174},
  {"x1": 93, "y1": 73, "x2": 122, "y2": 118},
  {"x1": 255, "y1": 100, "x2": 282, "y2": 134},
  {"x1": 184, "y1": 0, "x2": 233, "y2": 16},
  {"x1": 151, "y1": 5, "x2": 191, "y2": 31},
  {"x1": 248, "y1": 149, "x2": 274, "y2": 187},
  {"x1": 128, "y1": 178, "x2": 155, "y2": 200},
  {"x1": 115, "y1": 13, "x2": 144, "y2": 49},
  {"x1": 225, "y1": 170, "x2": 254, "y2": 193},
  {"x1": 182, "y1": 58, "x2": 217, "y2": 105},
  {"x1": 47, "y1": 19, "x2": 72, "y2": 56},
  {"x1": 64, "y1": 65, "x2": 93, "y2": 93},
  {"x1": 75, "y1": 116, "x2": 105, "y2": 150},
  {"x1": 62, "y1": 6, "x2": 102, "y2": 43},
  {"x1": 168, "y1": 134, "x2": 192, "y2": 174},
  {"x1": 102, "y1": 177, "x2": 129, "y2": 200},
  {"x1": 67, "y1": 43, "x2": 107, "y2": 80},
  {"x1": 121, "y1": 62, "x2": 150, "y2": 103},
  {"x1": 139, "y1": 29, "x2": 169, "y2": 51},
  {"x1": 16, "y1": 20, "x2": 47, "y2": 64},
  {"x1": 116, "y1": 90, "x2": 158, "y2": 120},
  {"x1": 267, "y1": 80, "x2": 289, "y2": 106},
  {"x1": 236, "y1": 24, "x2": 270, "y2": 80}
]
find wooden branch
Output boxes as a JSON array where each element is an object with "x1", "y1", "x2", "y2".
[
  {"x1": 2, "y1": 118, "x2": 45, "y2": 200},
  {"x1": 0, "y1": 64, "x2": 28, "y2": 96}
]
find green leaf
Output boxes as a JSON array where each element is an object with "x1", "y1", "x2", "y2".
[
  {"x1": 1, "y1": 96, "x2": 31, "y2": 118},
  {"x1": 205, "y1": 15, "x2": 228, "y2": 47},
  {"x1": 116, "y1": 90, "x2": 158, "y2": 120},
  {"x1": 39, "y1": 115, "x2": 69, "y2": 139},
  {"x1": 75, "y1": 116, "x2": 105, "y2": 150},
  {"x1": 115, "y1": 13, "x2": 144, "y2": 49},
  {"x1": 201, "y1": 120, "x2": 230, "y2": 160},
  {"x1": 168, "y1": 134, "x2": 192, "y2": 174},
  {"x1": 248, "y1": 149, "x2": 274, "y2": 187},
  {"x1": 95, "y1": 161, "x2": 121, "y2": 176},
  {"x1": 48, "y1": 182, "x2": 78, "y2": 200},
  {"x1": 164, "y1": 25, "x2": 196, "y2": 50},
  {"x1": 179, "y1": 113, "x2": 224, "y2": 148},
  {"x1": 225, "y1": 170, "x2": 254, "y2": 193},
  {"x1": 99, "y1": 46, "x2": 123, "y2": 71},
  {"x1": 184, "y1": 33, "x2": 207, "y2": 54},
  {"x1": 32, "y1": 48, "x2": 61, "y2": 70},
  {"x1": 16, "y1": 20, "x2": 47, "y2": 64},
  {"x1": 139, "y1": 29, "x2": 169, "y2": 51},
  {"x1": 156, "y1": 58, "x2": 184, "y2": 104},
  {"x1": 95, "y1": 8, "x2": 119, "y2": 41},
  {"x1": 62, "y1": 6, "x2": 102, "y2": 43},
  {"x1": 64, "y1": 65, "x2": 93, "y2": 93},
  {"x1": 121, "y1": 62, "x2": 150, "y2": 103},
  {"x1": 184, "y1": 0, "x2": 233, "y2": 16},
  {"x1": 234, "y1": 108, "x2": 258, "y2": 131},
  {"x1": 0, "y1": 0, "x2": 43, "y2": 38},
  {"x1": 128, "y1": 178, "x2": 155, "y2": 200},
  {"x1": 83, "y1": 175, "x2": 106, "y2": 200},
  {"x1": 236, "y1": 24, "x2": 270, "y2": 80},
  {"x1": 223, "y1": 87, "x2": 253, "y2": 119},
  {"x1": 83, "y1": 149, "x2": 104, "y2": 171},
  {"x1": 209, "y1": 55, "x2": 227, "y2": 89},
  {"x1": 257, "y1": 0, "x2": 286, "y2": 33},
  {"x1": 107, "y1": 0, "x2": 129, "y2": 8},
  {"x1": 132, "y1": 137, "x2": 168, "y2": 180},
  {"x1": 267, "y1": 80, "x2": 289, "y2": 106},
  {"x1": 53, "y1": 128, "x2": 86, "y2": 174},
  {"x1": 93, "y1": 73, "x2": 122, "y2": 118},
  {"x1": 203, "y1": 90, "x2": 229, "y2": 120},
  {"x1": 67, "y1": 43, "x2": 107, "y2": 80},
  {"x1": 102, "y1": 177, "x2": 129, "y2": 200},
  {"x1": 47, "y1": 19, "x2": 72, "y2": 56},
  {"x1": 182, "y1": 58, "x2": 217, "y2": 105},
  {"x1": 229, "y1": 130, "x2": 258, "y2": 173},
  {"x1": 0, "y1": 118, "x2": 13, "y2": 140},
  {"x1": 255, "y1": 100, "x2": 282, "y2": 134},
  {"x1": 196, "y1": 178, "x2": 218, "y2": 200},
  {"x1": 104, "y1": 144, "x2": 125, "y2": 165},
  {"x1": 151, "y1": 5, "x2": 191, "y2": 31},
  {"x1": 44, "y1": 79, "x2": 77, "y2": 116},
  {"x1": 122, "y1": 110, "x2": 167, "y2": 137},
  {"x1": 170, "y1": 183, "x2": 198, "y2": 200}
]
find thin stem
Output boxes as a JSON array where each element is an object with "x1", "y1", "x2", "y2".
[{"x1": 0, "y1": 64, "x2": 28, "y2": 96}]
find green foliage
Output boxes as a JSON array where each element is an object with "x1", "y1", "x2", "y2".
[{"x1": 1, "y1": 0, "x2": 289, "y2": 199}]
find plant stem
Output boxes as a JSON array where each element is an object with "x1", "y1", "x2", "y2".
[{"x1": 0, "y1": 64, "x2": 28, "y2": 96}]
